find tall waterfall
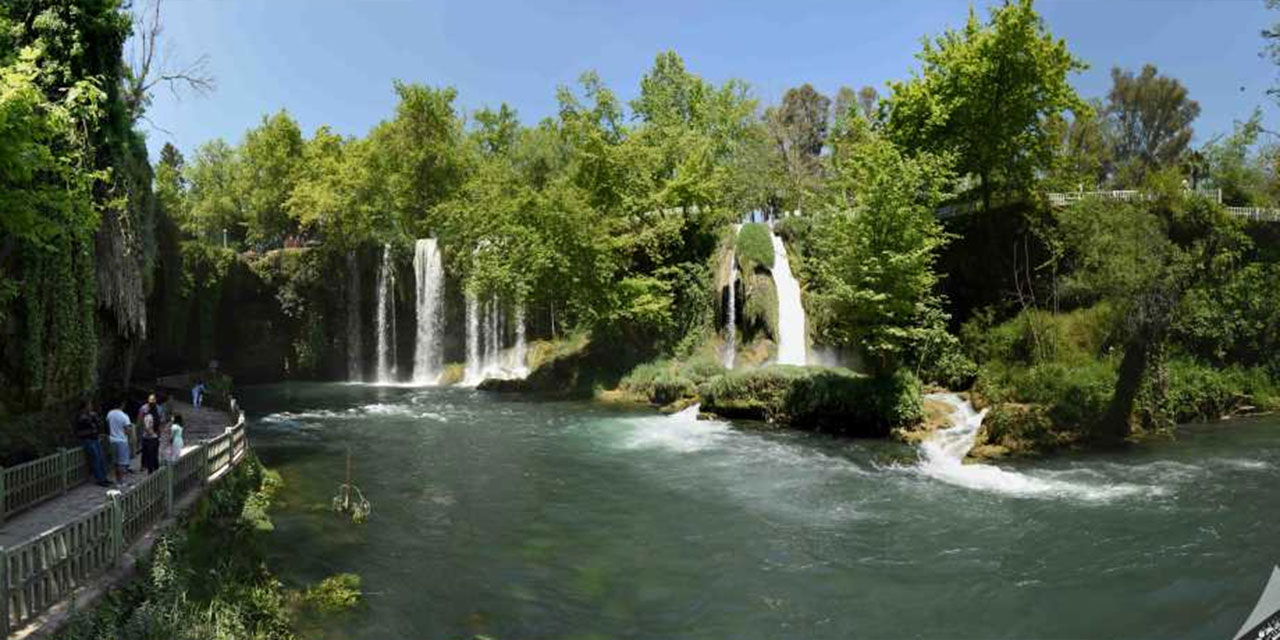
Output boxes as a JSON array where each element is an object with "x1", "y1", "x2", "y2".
[
  {"x1": 463, "y1": 294, "x2": 530, "y2": 385},
  {"x1": 374, "y1": 244, "x2": 397, "y2": 383},
  {"x1": 769, "y1": 231, "x2": 807, "y2": 365},
  {"x1": 724, "y1": 265, "x2": 737, "y2": 369},
  {"x1": 346, "y1": 251, "x2": 363, "y2": 381},
  {"x1": 412, "y1": 239, "x2": 444, "y2": 384},
  {"x1": 465, "y1": 294, "x2": 481, "y2": 383}
]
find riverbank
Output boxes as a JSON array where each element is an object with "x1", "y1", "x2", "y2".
[{"x1": 51, "y1": 454, "x2": 360, "y2": 640}]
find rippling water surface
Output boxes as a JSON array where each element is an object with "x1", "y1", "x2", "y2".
[{"x1": 240, "y1": 383, "x2": 1280, "y2": 639}]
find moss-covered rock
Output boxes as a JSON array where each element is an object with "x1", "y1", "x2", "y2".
[{"x1": 967, "y1": 402, "x2": 1075, "y2": 459}]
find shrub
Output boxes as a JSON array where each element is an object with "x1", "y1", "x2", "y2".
[
  {"x1": 736, "y1": 222, "x2": 775, "y2": 272},
  {"x1": 1164, "y1": 357, "x2": 1280, "y2": 423},
  {"x1": 979, "y1": 403, "x2": 1067, "y2": 455},
  {"x1": 702, "y1": 365, "x2": 922, "y2": 436}
]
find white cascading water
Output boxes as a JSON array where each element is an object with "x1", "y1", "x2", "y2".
[
  {"x1": 769, "y1": 230, "x2": 807, "y2": 365},
  {"x1": 724, "y1": 265, "x2": 737, "y2": 369},
  {"x1": 918, "y1": 393, "x2": 1152, "y2": 502},
  {"x1": 346, "y1": 251, "x2": 363, "y2": 381},
  {"x1": 463, "y1": 294, "x2": 530, "y2": 385},
  {"x1": 374, "y1": 244, "x2": 397, "y2": 383},
  {"x1": 513, "y1": 302, "x2": 529, "y2": 377},
  {"x1": 412, "y1": 239, "x2": 444, "y2": 384}
]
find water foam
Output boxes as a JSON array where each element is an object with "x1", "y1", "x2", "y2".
[
  {"x1": 622, "y1": 404, "x2": 731, "y2": 453},
  {"x1": 916, "y1": 394, "x2": 1160, "y2": 502}
]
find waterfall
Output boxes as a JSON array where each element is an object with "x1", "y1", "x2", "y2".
[
  {"x1": 513, "y1": 302, "x2": 528, "y2": 376},
  {"x1": 724, "y1": 265, "x2": 737, "y2": 369},
  {"x1": 346, "y1": 251, "x2": 363, "y2": 381},
  {"x1": 769, "y1": 230, "x2": 807, "y2": 365},
  {"x1": 412, "y1": 238, "x2": 444, "y2": 384},
  {"x1": 374, "y1": 243, "x2": 397, "y2": 383},
  {"x1": 463, "y1": 294, "x2": 530, "y2": 385},
  {"x1": 465, "y1": 293, "x2": 480, "y2": 384}
]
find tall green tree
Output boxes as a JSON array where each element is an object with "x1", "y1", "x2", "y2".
[
  {"x1": 239, "y1": 110, "x2": 304, "y2": 246},
  {"x1": 883, "y1": 0, "x2": 1086, "y2": 209},
  {"x1": 812, "y1": 117, "x2": 955, "y2": 376},
  {"x1": 1104, "y1": 64, "x2": 1200, "y2": 185}
]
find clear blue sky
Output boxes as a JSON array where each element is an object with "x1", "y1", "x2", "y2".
[{"x1": 142, "y1": 0, "x2": 1280, "y2": 160}]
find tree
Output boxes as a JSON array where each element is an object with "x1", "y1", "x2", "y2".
[
  {"x1": 883, "y1": 0, "x2": 1086, "y2": 209},
  {"x1": 857, "y1": 85, "x2": 879, "y2": 120},
  {"x1": 1054, "y1": 175, "x2": 1249, "y2": 439},
  {"x1": 812, "y1": 119, "x2": 955, "y2": 376},
  {"x1": 239, "y1": 110, "x2": 304, "y2": 246},
  {"x1": 184, "y1": 139, "x2": 245, "y2": 243},
  {"x1": 122, "y1": 0, "x2": 214, "y2": 123},
  {"x1": 473, "y1": 103, "x2": 520, "y2": 156},
  {"x1": 379, "y1": 82, "x2": 467, "y2": 238},
  {"x1": 1043, "y1": 99, "x2": 1110, "y2": 191},
  {"x1": 154, "y1": 142, "x2": 186, "y2": 222},
  {"x1": 1201, "y1": 110, "x2": 1269, "y2": 206},
  {"x1": 1104, "y1": 64, "x2": 1200, "y2": 185},
  {"x1": 767, "y1": 84, "x2": 831, "y2": 211}
]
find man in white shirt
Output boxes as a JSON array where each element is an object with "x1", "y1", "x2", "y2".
[{"x1": 106, "y1": 400, "x2": 133, "y2": 483}]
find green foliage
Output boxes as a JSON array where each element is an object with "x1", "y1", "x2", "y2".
[
  {"x1": 618, "y1": 353, "x2": 724, "y2": 405},
  {"x1": 735, "y1": 222, "x2": 774, "y2": 271},
  {"x1": 1163, "y1": 357, "x2": 1280, "y2": 424},
  {"x1": 57, "y1": 455, "x2": 298, "y2": 640},
  {"x1": 883, "y1": 0, "x2": 1086, "y2": 203},
  {"x1": 810, "y1": 126, "x2": 954, "y2": 375},
  {"x1": 240, "y1": 110, "x2": 305, "y2": 246},
  {"x1": 702, "y1": 366, "x2": 923, "y2": 435},
  {"x1": 301, "y1": 574, "x2": 362, "y2": 615},
  {"x1": 741, "y1": 272, "x2": 778, "y2": 343},
  {"x1": 1104, "y1": 64, "x2": 1200, "y2": 184}
]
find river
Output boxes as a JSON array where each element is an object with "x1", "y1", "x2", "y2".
[{"x1": 240, "y1": 382, "x2": 1280, "y2": 639}]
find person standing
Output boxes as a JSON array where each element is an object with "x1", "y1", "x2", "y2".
[
  {"x1": 168, "y1": 413, "x2": 186, "y2": 463},
  {"x1": 73, "y1": 400, "x2": 110, "y2": 487},
  {"x1": 140, "y1": 401, "x2": 161, "y2": 474},
  {"x1": 106, "y1": 400, "x2": 132, "y2": 484},
  {"x1": 192, "y1": 379, "x2": 206, "y2": 409}
]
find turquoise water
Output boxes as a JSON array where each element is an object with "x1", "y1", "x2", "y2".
[{"x1": 241, "y1": 383, "x2": 1280, "y2": 639}]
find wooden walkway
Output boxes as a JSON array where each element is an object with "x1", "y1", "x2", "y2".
[
  {"x1": 0, "y1": 401, "x2": 228, "y2": 548},
  {"x1": 0, "y1": 399, "x2": 251, "y2": 638}
]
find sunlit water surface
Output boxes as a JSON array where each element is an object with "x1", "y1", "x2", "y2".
[{"x1": 240, "y1": 383, "x2": 1280, "y2": 639}]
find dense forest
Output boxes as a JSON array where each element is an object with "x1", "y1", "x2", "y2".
[{"x1": 4, "y1": 0, "x2": 1280, "y2": 464}]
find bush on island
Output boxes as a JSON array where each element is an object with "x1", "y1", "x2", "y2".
[{"x1": 701, "y1": 365, "x2": 923, "y2": 436}]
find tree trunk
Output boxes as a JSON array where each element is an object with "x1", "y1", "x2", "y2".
[{"x1": 1099, "y1": 332, "x2": 1151, "y2": 442}]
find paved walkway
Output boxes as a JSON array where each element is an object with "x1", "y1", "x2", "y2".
[{"x1": 0, "y1": 400, "x2": 233, "y2": 547}]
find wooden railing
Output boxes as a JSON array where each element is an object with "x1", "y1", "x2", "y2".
[{"x1": 1, "y1": 414, "x2": 250, "y2": 635}]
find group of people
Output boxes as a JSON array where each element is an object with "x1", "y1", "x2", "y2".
[{"x1": 73, "y1": 392, "x2": 186, "y2": 487}]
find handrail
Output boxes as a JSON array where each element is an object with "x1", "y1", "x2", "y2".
[{"x1": 0, "y1": 413, "x2": 250, "y2": 635}]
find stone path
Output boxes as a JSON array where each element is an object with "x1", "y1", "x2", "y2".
[{"x1": 0, "y1": 400, "x2": 233, "y2": 547}]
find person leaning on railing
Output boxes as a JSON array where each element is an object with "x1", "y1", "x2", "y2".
[{"x1": 73, "y1": 400, "x2": 111, "y2": 487}]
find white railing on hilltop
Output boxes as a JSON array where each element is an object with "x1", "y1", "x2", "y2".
[{"x1": 0, "y1": 411, "x2": 250, "y2": 635}]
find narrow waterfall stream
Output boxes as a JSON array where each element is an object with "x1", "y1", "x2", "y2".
[
  {"x1": 724, "y1": 265, "x2": 737, "y2": 369},
  {"x1": 346, "y1": 251, "x2": 363, "y2": 381},
  {"x1": 374, "y1": 243, "x2": 397, "y2": 383},
  {"x1": 769, "y1": 230, "x2": 807, "y2": 365},
  {"x1": 463, "y1": 295, "x2": 530, "y2": 384},
  {"x1": 412, "y1": 238, "x2": 444, "y2": 384}
]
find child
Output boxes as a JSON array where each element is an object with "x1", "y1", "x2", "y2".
[{"x1": 168, "y1": 413, "x2": 186, "y2": 462}]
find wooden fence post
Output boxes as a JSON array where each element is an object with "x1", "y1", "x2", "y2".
[
  {"x1": 58, "y1": 448, "x2": 68, "y2": 495},
  {"x1": 164, "y1": 465, "x2": 174, "y2": 517},
  {"x1": 1, "y1": 545, "x2": 10, "y2": 637},
  {"x1": 106, "y1": 490, "x2": 122, "y2": 567}
]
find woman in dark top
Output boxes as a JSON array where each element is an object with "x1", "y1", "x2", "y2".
[{"x1": 140, "y1": 396, "x2": 162, "y2": 474}]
